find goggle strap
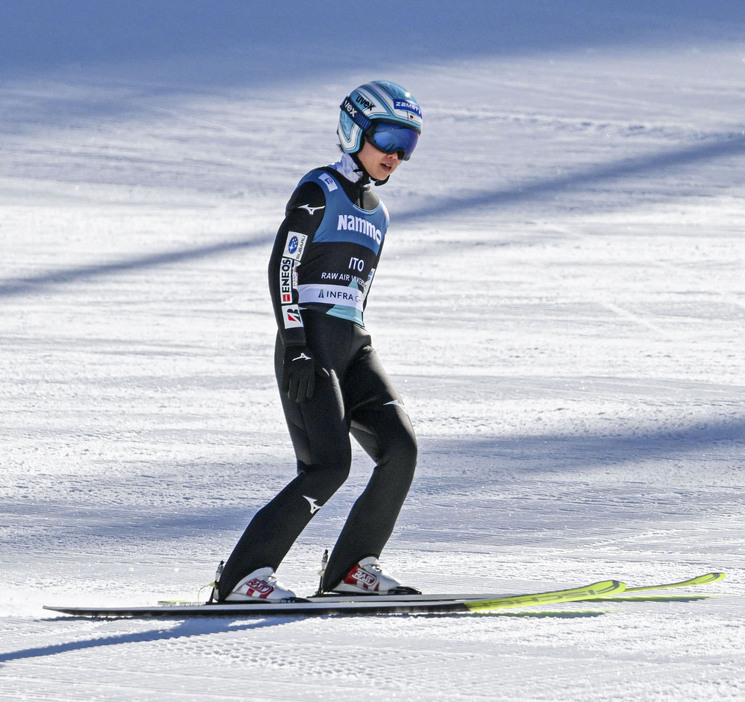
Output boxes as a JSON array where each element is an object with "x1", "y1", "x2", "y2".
[{"x1": 340, "y1": 97, "x2": 373, "y2": 132}]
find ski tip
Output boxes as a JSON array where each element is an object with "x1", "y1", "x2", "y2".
[
  {"x1": 667, "y1": 571, "x2": 726, "y2": 586},
  {"x1": 684, "y1": 571, "x2": 726, "y2": 584}
]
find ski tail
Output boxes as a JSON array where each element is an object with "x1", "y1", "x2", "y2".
[{"x1": 464, "y1": 579, "x2": 625, "y2": 612}]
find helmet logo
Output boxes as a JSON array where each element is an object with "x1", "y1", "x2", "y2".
[
  {"x1": 355, "y1": 94, "x2": 375, "y2": 111},
  {"x1": 394, "y1": 99, "x2": 422, "y2": 118}
]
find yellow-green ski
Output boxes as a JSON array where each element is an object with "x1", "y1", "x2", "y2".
[
  {"x1": 623, "y1": 571, "x2": 725, "y2": 593},
  {"x1": 581, "y1": 571, "x2": 726, "y2": 602},
  {"x1": 464, "y1": 579, "x2": 625, "y2": 612}
]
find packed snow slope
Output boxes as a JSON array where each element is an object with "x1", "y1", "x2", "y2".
[{"x1": 1, "y1": 1, "x2": 744, "y2": 700}]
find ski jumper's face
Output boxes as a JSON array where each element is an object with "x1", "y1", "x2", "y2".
[{"x1": 356, "y1": 139, "x2": 404, "y2": 182}]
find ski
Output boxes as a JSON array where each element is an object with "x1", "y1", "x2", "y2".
[
  {"x1": 623, "y1": 571, "x2": 724, "y2": 593},
  {"x1": 284, "y1": 570, "x2": 725, "y2": 604},
  {"x1": 43, "y1": 571, "x2": 725, "y2": 619},
  {"x1": 579, "y1": 571, "x2": 726, "y2": 601},
  {"x1": 44, "y1": 579, "x2": 624, "y2": 618},
  {"x1": 462, "y1": 579, "x2": 623, "y2": 613}
]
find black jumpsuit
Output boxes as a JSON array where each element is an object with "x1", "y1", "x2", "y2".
[{"x1": 217, "y1": 160, "x2": 417, "y2": 597}]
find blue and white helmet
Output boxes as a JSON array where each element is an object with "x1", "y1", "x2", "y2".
[{"x1": 338, "y1": 80, "x2": 423, "y2": 155}]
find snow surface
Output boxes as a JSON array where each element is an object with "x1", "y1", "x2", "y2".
[{"x1": 1, "y1": 1, "x2": 744, "y2": 700}]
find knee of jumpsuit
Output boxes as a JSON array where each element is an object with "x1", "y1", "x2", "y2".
[
  {"x1": 384, "y1": 424, "x2": 417, "y2": 481},
  {"x1": 354, "y1": 406, "x2": 418, "y2": 486},
  {"x1": 388, "y1": 430, "x2": 417, "y2": 492},
  {"x1": 295, "y1": 444, "x2": 353, "y2": 505}
]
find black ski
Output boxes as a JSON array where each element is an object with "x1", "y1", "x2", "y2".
[{"x1": 44, "y1": 579, "x2": 623, "y2": 618}]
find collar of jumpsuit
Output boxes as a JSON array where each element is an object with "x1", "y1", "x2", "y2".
[{"x1": 330, "y1": 153, "x2": 363, "y2": 183}]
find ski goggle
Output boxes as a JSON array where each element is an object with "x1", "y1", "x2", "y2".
[{"x1": 365, "y1": 121, "x2": 419, "y2": 161}]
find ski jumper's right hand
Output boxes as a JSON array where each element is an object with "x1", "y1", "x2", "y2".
[{"x1": 282, "y1": 346, "x2": 329, "y2": 403}]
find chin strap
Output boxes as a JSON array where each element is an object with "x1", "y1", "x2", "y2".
[
  {"x1": 330, "y1": 153, "x2": 387, "y2": 196},
  {"x1": 332, "y1": 152, "x2": 365, "y2": 182},
  {"x1": 350, "y1": 149, "x2": 389, "y2": 187}
]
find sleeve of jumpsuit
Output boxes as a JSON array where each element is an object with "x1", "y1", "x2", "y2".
[{"x1": 267, "y1": 180, "x2": 327, "y2": 349}]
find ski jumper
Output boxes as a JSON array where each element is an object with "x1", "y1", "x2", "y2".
[{"x1": 218, "y1": 156, "x2": 417, "y2": 597}]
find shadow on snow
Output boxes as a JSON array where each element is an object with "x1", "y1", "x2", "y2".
[
  {"x1": 2, "y1": 133, "x2": 744, "y2": 299},
  {"x1": 0, "y1": 617, "x2": 294, "y2": 667}
]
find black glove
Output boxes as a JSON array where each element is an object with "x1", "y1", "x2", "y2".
[{"x1": 282, "y1": 346, "x2": 329, "y2": 403}]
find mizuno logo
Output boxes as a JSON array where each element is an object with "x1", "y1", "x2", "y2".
[
  {"x1": 293, "y1": 352, "x2": 312, "y2": 363},
  {"x1": 303, "y1": 495, "x2": 322, "y2": 514},
  {"x1": 298, "y1": 203, "x2": 325, "y2": 215}
]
